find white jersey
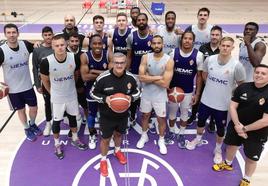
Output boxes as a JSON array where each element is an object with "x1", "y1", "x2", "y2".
[
  {"x1": 239, "y1": 38, "x2": 263, "y2": 82},
  {"x1": 157, "y1": 25, "x2": 180, "y2": 55},
  {"x1": 0, "y1": 41, "x2": 32, "y2": 93},
  {"x1": 48, "y1": 52, "x2": 77, "y2": 104},
  {"x1": 191, "y1": 24, "x2": 213, "y2": 50},
  {"x1": 201, "y1": 55, "x2": 246, "y2": 111},
  {"x1": 141, "y1": 53, "x2": 170, "y2": 102}
]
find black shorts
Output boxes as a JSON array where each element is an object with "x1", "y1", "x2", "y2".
[
  {"x1": 77, "y1": 91, "x2": 88, "y2": 109},
  {"x1": 224, "y1": 122, "x2": 267, "y2": 161},
  {"x1": 99, "y1": 116, "x2": 128, "y2": 139}
]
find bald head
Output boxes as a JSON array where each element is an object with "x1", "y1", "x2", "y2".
[{"x1": 64, "y1": 15, "x2": 76, "y2": 31}]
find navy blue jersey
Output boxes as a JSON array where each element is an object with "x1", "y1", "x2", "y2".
[
  {"x1": 85, "y1": 50, "x2": 109, "y2": 99},
  {"x1": 170, "y1": 48, "x2": 198, "y2": 93},
  {"x1": 130, "y1": 31, "x2": 153, "y2": 74},
  {"x1": 88, "y1": 34, "x2": 108, "y2": 51},
  {"x1": 112, "y1": 27, "x2": 131, "y2": 55}
]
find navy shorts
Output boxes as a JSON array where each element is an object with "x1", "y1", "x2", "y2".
[
  {"x1": 8, "y1": 88, "x2": 37, "y2": 110},
  {"x1": 197, "y1": 103, "x2": 228, "y2": 129}
]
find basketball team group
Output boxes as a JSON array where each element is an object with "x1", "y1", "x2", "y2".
[{"x1": 0, "y1": 6, "x2": 268, "y2": 186}]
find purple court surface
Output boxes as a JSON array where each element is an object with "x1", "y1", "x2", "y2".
[
  {"x1": 0, "y1": 23, "x2": 267, "y2": 34},
  {"x1": 9, "y1": 115, "x2": 244, "y2": 186}
]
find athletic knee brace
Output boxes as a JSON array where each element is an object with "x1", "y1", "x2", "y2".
[
  {"x1": 67, "y1": 114, "x2": 77, "y2": 128},
  {"x1": 216, "y1": 125, "x2": 225, "y2": 137},
  {"x1": 52, "y1": 120, "x2": 61, "y2": 134}
]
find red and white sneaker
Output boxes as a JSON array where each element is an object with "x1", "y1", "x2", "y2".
[
  {"x1": 100, "y1": 160, "x2": 108, "y2": 177},
  {"x1": 114, "y1": 150, "x2": 127, "y2": 164}
]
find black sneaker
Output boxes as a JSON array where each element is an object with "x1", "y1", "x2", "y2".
[
  {"x1": 55, "y1": 145, "x2": 64, "y2": 160},
  {"x1": 29, "y1": 123, "x2": 43, "y2": 136},
  {"x1": 71, "y1": 139, "x2": 88, "y2": 151},
  {"x1": 207, "y1": 120, "x2": 216, "y2": 133},
  {"x1": 187, "y1": 115, "x2": 196, "y2": 126}
]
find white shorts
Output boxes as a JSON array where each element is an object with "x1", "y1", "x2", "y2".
[
  {"x1": 52, "y1": 99, "x2": 79, "y2": 121},
  {"x1": 168, "y1": 93, "x2": 192, "y2": 121},
  {"x1": 140, "y1": 98, "x2": 167, "y2": 117}
]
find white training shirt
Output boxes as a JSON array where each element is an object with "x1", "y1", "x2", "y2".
[
  {"x1": 201, "y1": 54, "x2": 246, "y2": 111},
  {"x1": 191, "y1": 24, "x2": 213, "y2": 50}
]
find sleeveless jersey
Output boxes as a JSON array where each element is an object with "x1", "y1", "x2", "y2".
[
  {"x1": 239, "y1": 38, "x2": 263, "y2": 82},
  {"x1": 112, "y1": 27, "x2": 131, "y2": 55},
  {"x1": 130, "y1": 31, "x2": 153, "y2": 74},
  {"x1": 142, "y1": 53, "x2": 170, "y2": 101},
  {"x1": 88, "y1": 34, "x2": 108, "y2": 51},
  {"x1": 170, "y1": 48, "x2": 198, "y2": 93},
  {"x1": 47, "y1": 52, "x2": 77, "y2": 104},
  {"x1": 0, "y1": 41, "x2": 32, "y2": 93},
  {"x1": 191, "y1": 24, "x2": 212, "y2": 50}
]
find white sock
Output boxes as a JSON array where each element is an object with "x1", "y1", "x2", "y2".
[
  {"x1": 29, "y1": 118, "x2": 36, "y2": 126},
  {"x1": 46, "y1": 121, "x2": 51, "y2": 125},
  {"x1": 244, "y1": 175, "x2": 251, "y2": 181},
  {"x1": 169, "y1": 126, "x2": 174, "y2": 130},
  {"x1": 159, "y1": 136, "x2": 164, "y2": 141},
  {"x1": 101, "y1": 155, "x2": 106, "y2": 161},
  {"x1": 72, "y1": 132, "x2": 78, "y2": 141},
  {"x1": 215, "y1": 143, "x2": 223, "y2": 152},
  {"x1": 225, "y1": 159, "x2": 233, "y2": 165},
  {"x1": 23, "y1": 122, "x2": 30, "y2": 129},
  {"x1": 115, "y1": 146, "x2": 120, "y2": 153},
  {"x1": 54, "y1": 138, "x2": 60, "y2": 146},
  {"x1": 142, "y1": 130, "x2": 148, "y2": 136},
  {"x1": 179, "y1": 126, "x2": 186, "y2": 135},
  {"x1": 196, "y1": 134, "x2": 202, "y2": 141}
]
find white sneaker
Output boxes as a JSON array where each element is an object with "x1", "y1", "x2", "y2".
[
  {"x1": 136, "y1": 134, "x2": 149, "y2": 149},
  {"x1": 169, "y1": 125, "x2": 180, "y2": 134},
  {"x1": 186, "y1": 137, "x2": 202, "y2": 150},
  {"x1": 109, "y1": 138, "x2": 115, "y2": 148},
  {"x1": 158, "y1": 138, "x2": 167, "y2": 155},
  {"x1": 43, "y1": 122, "x2": 51, "y2": 136},
  {"x1": 88, "y1": 135, "x2": 97, "y2": 149},
  {"x1": 213, "y1": 149, "x2": 223, "y2": 164}
]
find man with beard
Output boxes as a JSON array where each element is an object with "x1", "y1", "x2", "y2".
[
  {"x1": 58, "y1": 14, "x2": 85, "y2": 48},
  {"x1": 136, "y1": 35, "x2": 174, "y2": 154},
  {"x1": 186, "y1": 37, "x2": 246, "y2": 165},
  {"x1": 32, "y1": 26, "x2": 54, "y2": 136},
  {"x1": 239, "y1": 22, "x2": 266, "y2": 82},
  {"x1": 129, "y1": 7, "x2": 140, "y2": 29},
  {"x1": 66, "y1": 32, "x2": 88, "y2": 138},
  {"x1": 126, "y1": 13, "x2": 153, "y2": 126},
  {"x1": 168, "y1": 31, "x2": 204, "y2": 148},
  {"x1": 80, "y1": 34, "x2": 112, "y2": 149},
  {"x1": 188, "y1": 25, "x2": 223, "y2": 130},
  {"x1": 108, "y1": 12, "x2": 132, "y2": 56},
  {"x1": 185, "y1": 7, "x2": 213, "y2": 50},
  {"x1": 156, "y1": 11, "x2": 181, "y2": 55}
]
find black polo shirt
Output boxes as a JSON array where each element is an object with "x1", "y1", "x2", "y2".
[{"x1": 199, "y1": 42, "x2": 220, "y2": 60}]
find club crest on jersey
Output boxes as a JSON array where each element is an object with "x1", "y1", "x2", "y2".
[
  {"x1": 224, "y1": 70, "x2": 230, "y2": 75},
  {"x1": 103, "y1": 44, "x2": 106, "y2": 49},
  {"x1": 68, "y1": 64, "x2": 73, "y2": 69},
  {"x1": 103, "y1": 63, "x2": 107, "y2": 69},
  {"x1": 189, "y1": 60, "x2": 194, "y2": 66},
  {"x1": 127, "y1": 82, "x2": 132, "y2": 90},
  {"x1": 147, "y1": 41, "x2": 151, "y2": 46},
  {"x1": 259, "y1": 98, "x2": 265, "y2": 105}
]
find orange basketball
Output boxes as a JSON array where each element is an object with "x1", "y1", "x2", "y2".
[
  {"x1": 167, "y1": 87, "x2": 185, "y2": 103},
  {"x1": 110, "y1": 93, "x2": 130, "y2": 113},
  {"x1": 0, "y1": 82, "x2": 9, "y2": 99}
]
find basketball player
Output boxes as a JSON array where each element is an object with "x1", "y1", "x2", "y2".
[
  {"x1": 32, "y1": 26, "x2": 54, "y2": 136},
  {"x1": 108, "y1": 12, "x2": 131, "y2": 56},
  {"x1": 239, "y1": 22, "x2": 266, "y2": 82},
  {"x1": 156, "y1": 11, "x2": 181, "y2": 55},
  {"x1": 40, "y1": 35, "x2": 88, "y2": 160},
  {"x1": 185, "y1": 7, "x2": 213, "y2": 50},
  {"x1": 58, "y1": 14, "x2": 85, "y2": 48},
  {"x1": 126, "y1": 13, "x2": 153, "y2": 125},
  {"x1": 136, "y1": 35, "x2": 174, "y2": 154},
  {"x1": 66, "y1": 32, "x2": 88, "y2": 137},
  {"x1": 188, "y1": 25, "x2": 223, "y2": 131},
  {"x1": 0, "y1": 23, "x2": 41, "y2": 141},
  {"x1": 80, "y1": 34, "x2": 112, "y2": 149},
  {"x1": 90, "y1": 52, "x2": 140, "y2": 177},
  {"x1": 167, "y1": 31, "x2": 203, "y2": 148},
  {"x1": 129, "y1": 6, "x2": 140, "y2": 29},
  {"x1": 213, "y1": 64, "x2": 268, "y2": 186},
  {"x1": 84, "y1": 15, "x2": 109, "y2": 51},
  {"x1": 186, "y1": 37, "x2": 246, "y2": 164}
]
